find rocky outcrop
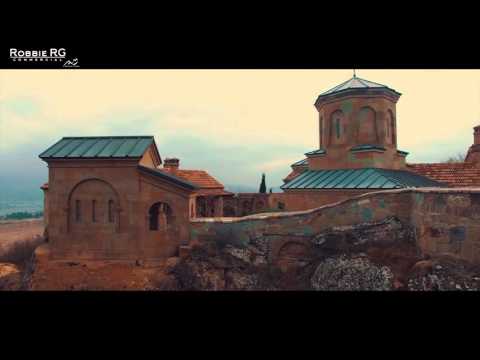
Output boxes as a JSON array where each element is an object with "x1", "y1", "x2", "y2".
[
  {"x1": 311, "y1": 255, "x2": 394, "y2": 291},
  {"x1": 407, "y1": 255, "x2": 480, "y2": 291},
  {"x1": 166, "y1": 216, "x2": 480, "y2": 291},
  {"x1": 22, "y1": 216, "x2": 480, "y2": 291}
]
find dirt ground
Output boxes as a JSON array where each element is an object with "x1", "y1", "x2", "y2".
[{"x1": 0, "y1": 219, "x2": 44, "y2": 244}]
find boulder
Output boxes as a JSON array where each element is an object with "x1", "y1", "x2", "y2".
[{"x1": 311, "y1": 255, "x2": 394, "y2": 291}]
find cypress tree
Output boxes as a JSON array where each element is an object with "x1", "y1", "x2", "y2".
[{"x1": 259, "y1": 173, "x2": 267, "y2": 193}]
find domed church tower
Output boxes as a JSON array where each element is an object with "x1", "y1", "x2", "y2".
[
  {"x1": 311, "y1": 73, "x2": 408, "y2": 170},
  {"x1": 282, "y1": 73, "x2": 444, "y2": 194}
]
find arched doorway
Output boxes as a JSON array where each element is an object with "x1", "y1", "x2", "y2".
[{"x1": 148, "y1": 202, "x2": 174, "y2": 231}]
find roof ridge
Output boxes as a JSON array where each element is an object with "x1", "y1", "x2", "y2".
[
  {"x1": 375, "y1": 168, "x2": 405, "y2": 188},
  {"x1": 319, "y1": 78, "x2": 354, "y2": 95},
  {"x1": 62, "y1": 135, "x2": 154, "y2": 139},
  {"x1": 138, "y1": 165, "x2": 198, "y2": 190},
  {"x1": 355, "y1": 76, "x2": 388, "y2": 88}
]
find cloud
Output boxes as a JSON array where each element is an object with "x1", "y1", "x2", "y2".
[{"x1": 1, "y1": 69, "x2": 480, "y2": 199}]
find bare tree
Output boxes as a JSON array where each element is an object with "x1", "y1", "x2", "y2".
[{"x1": 442, "y1": 152, "x2": 466, "y2": 163}]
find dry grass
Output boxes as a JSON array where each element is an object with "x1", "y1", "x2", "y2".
[
  {"x1": 0, "y1": 235, "x2": 45, "y2": 268},
  {"x1": 0, "y1": 219, "x2": 45, "y2": 269}
]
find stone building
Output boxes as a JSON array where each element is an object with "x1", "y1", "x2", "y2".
[
  {"x1": 38, "y1": 74, "x2": 480, "y2": 261},
  {"x1": 39, "y1": 136, "x2": 230, "y2": 260},
  {"x1": 278, "y1": 75, "x2": 445, "y2": 210}
]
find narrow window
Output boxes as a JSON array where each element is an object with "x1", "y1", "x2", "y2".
[
  {"x1": 278, "y1": 202, "x2": 285, "y2": 210},
  {"x1": 92, "y1": 200, "x2": 96, "y2": 222},
  {"x1": 320, "y1": 117, "x2": 323, "y2": 147},
  {"x1": 108, "y1": 200, "x2": 114, "y2": 223},
  {"x1": 75, "y1": 200, "x2": 81, "y2": 222},
  {"x1": 336, "y1": 118, "x2": 341, "y2": 138},
  {"x1": 385, "y1": 119, "x2": 389, "y2": 139},
  {"x1": 390, "y1": 118, "x2": 395, "y2": 143}
]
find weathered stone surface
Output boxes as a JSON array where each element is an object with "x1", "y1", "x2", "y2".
[
  {"x1": 0, "y1": 263, "x2": 23, "y2": 290},
  {"x1": 407, "y1": 255, "x2": 480, "y2": 291},
  {"x1": 311, "y1": 255, "x2": 394, "y2": 291}
]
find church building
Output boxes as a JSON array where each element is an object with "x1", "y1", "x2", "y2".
[
  {"x1": 39, "y1": 136, "x2": 230, "y2": 260},
  {"x1": 38, "y1": 73, "x2": 480, "y2": 261},
  {"x1": 280, "y1": 74, "x2": 445, "y2": 208}
]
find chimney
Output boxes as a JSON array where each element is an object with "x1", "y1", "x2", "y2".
[
  {"x1": 474, "y1": 125, "x2": 480, "y2": 145},
  {"x1": 465, "y1": 125, "x2": 480, "y2": 165},
  {"x1": 163, "y1": 157, "x2": 180, "y2": 172}
]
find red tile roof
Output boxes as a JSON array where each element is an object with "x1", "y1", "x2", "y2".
[
  {"x1": 407, "y1": 163, "x2": 480, "y2": 187},
  {"x1": 161, "y1": 169, "x2": 225, "y2": 189}
]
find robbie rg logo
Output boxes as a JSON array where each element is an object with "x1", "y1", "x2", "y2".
[{"x1": 9, "y1": 48, "x2": 79, "y2": 67}]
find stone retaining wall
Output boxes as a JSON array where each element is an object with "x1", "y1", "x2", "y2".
[{"x1": 191, "y1": 188, "x2": 480, "y2": 264}]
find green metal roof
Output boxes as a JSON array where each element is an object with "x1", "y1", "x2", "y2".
[
  {"x1": 39, "y1": 136, "x2": 156, "y2": 159},
  {"x1": 281, "y1": 168, "x2": 446, "y2": 190},
  {"x1": 316, "y1": 76, "x2": 402, "y2": 98},
  {"x1": 305, "y1": 149, "x2": 327, "y2": 156},
  {"x1": 292, "y1": 158, "x2": 308, "y2": 167}
]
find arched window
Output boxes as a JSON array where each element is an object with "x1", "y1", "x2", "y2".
[
  {"x1": 75, "y1": 200, "x2": 81, "y2": 222},
  {"x1": 108, "y1": 200, "x2": 114, "y2": 223},
  {"x1": 330, "y1": 110, "x2": 345, "y2": 144},
  {"x1": 223, "y1": 205, "x2": 236, "y2": 217},
  {"x1": 148, "y1": 202, "x2": 173, "y2": 231},
  {"x1": 92, "y1": 200, "x2": 96, "y2": 222},
  {"x1": 387, "y1": 110, "x2": 395, "y2": 145},
  {"x1": 320, "y1": 117, "x2": 324, "y2": 147},
  {"x1": 357, "y1": 107, "x2": 377, "y2": 143},
  {"x1": 67, "y1": 178, "x2": 119, "y2": 233},
  {"x1": 241, "y1": 200, "x2": 252, "y2": 216}
]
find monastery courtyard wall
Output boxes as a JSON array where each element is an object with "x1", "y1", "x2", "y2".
[{"x1": 190, "y1": 188, "x2": 480, "y2": 265}]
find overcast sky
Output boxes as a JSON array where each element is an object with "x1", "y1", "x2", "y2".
[{"x1": 1, "y1": 69, "x2": 480, "y2": 197}]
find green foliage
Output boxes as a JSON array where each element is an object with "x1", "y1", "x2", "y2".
[
  {"x1": 259, "y1": 173, "x2": 267, "y2": 193},
  {"x1": 0, "y1": 211, "x2": 43, "y2": 220},
  {"x1": 443, "y1": 152, "x2": 466, "y2": 163}
]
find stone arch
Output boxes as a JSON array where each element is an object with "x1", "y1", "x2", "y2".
[
  {"x1": 275, "y1": 240, "x2": 312, "y2": 272},
  {"x1": 356, "y1": 106, "x2": 378, "y2": 144},
  {"x1": 277, "y1": 241, "x2": 311, "y2": 260},
  {"x1": 241, "y1": 200, "x2": 252, "y2": 216},
  {"x1": 223, "y1": 204, "x2": 236, "y2": 217},
  {"x1": 255, "y1": 199, "x2": 265, "y2": 211},
  {"x1": 67, "y1": 178, "x2": 120, "y2": 233},
  {"x1": 329, "y1": 109, "x2": 346, "y2": 145},
  {"x1": 148, "y1": 201, "x2": 174, "y2": 231}
]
